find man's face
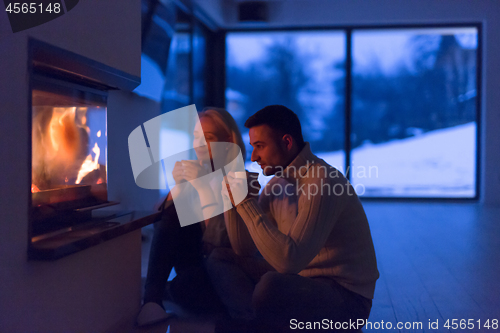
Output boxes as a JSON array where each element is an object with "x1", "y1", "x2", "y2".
[{"x1": 249, "y1": 124, "x2": 289, "y2": 176}]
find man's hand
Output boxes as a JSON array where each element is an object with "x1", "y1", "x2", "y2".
[{"x1": 222, "y1": 171, "x2": 260, "y2": 207}]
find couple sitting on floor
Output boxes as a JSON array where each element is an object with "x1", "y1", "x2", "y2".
[{"x1": 137, "y1": 105, "x2": 379, "y2": 332}]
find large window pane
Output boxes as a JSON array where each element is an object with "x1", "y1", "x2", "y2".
[
  {"x1": 226, "y1": 31, "x2": 346, "y2": 186},
  {"x1": 192, "y1": 22, "x2": 207, "y2": 111},
  {"x1": 162, "y1": 32, "x2": 192, "y2": 112},
  {"x1": 351, "y1": 27, "x2": 478, "y2": 198}
]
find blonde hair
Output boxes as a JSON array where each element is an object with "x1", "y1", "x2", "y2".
[{"x1": 199, "y1": 107, "x2": 246, "y2": 162}]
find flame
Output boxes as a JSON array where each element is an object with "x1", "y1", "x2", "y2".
[
  {"x1": 32, "y1": 100, "x2": 106, "y2": 191},
  {"x1": 75, "y1": 142, "x2": 100, "y2": 184},
  {"x1": 32, "y1": 106, "x2": 82, "y2": 190},
  {"x1": 48, "y1": 107, "x2": 78, "y2": 156},
  {"x1": 31, "y1": 184, "x2": 40, "y2": 193}
]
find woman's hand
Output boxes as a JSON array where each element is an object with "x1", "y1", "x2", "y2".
[
  {"x1": 172, "y1": 161, "x2": 186, "y2": 185},
  {"x1": 181, "y1": 160, "x2": 208, "y2": 190}
]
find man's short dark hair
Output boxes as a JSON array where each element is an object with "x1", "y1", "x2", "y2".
[{"x1": 244, "y1": 105, "x2": 305, "y2": 149}]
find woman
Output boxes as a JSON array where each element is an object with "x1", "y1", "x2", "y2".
[{"x1": 136, "y1": 107, "x2": 247, "y2": 326}]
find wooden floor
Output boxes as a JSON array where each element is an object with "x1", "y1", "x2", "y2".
[
  {"x1": 365, "y1": 202, "x2": 500, "y2": 333},
  {"x1": 124, "y1": 202, "x2": 500, "y2": 333}
]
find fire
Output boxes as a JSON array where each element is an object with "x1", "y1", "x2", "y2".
[
  {"x1": 31, "y1": 93, "x2": 106, "y2": 192},
  {"x1": 32, "y1": 106, "x2": 83, "y2": 190},
  {"x1": 31, "y1": 184, "x2": 40, "y2": 193},
  {"x1": 75, "y1": 142, "x2": 100, "y2": 184},
  {"x1": 48, "y1": 107, "x2": 79, "y2": 158}
]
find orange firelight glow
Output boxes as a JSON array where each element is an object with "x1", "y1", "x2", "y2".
[
  {"x1": 31, "y1": 184, "x2": 40, "y2": 193},
  {"x1": 32, "y1": 101, "x2": 105, "y2": 192}
]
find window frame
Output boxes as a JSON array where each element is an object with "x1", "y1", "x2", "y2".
[{"x1": 223, "y1": 22, "x2": 482, "y2": 201}]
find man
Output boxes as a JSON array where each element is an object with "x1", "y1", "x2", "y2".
[{"x1": 208, "y1": 105, "x2": 379, "y2": 332}]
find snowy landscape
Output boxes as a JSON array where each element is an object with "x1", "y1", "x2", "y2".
[{"x1": 246, "y1": 122, "x2": 476, "y2": 198}]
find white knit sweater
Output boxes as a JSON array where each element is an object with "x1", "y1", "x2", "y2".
[{"x1": 225, "y1": 143, "x2": 379, "y2": 300}]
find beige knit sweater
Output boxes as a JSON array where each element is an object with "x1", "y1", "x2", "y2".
[{"x1": 225, "y1": 143, "x2": 379, "y2": 300}]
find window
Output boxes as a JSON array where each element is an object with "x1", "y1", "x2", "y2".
[
  {"x1": 226, "y1": 25, "x2": 479, "y2": 199},
  {"x1": 351, "y1": 27, "x2": 478, "y2": 197},
  {"x1": 226, "y1": 31, "x2": 346, "y2": 187},
  {"x1": 135, "y1": 2, "x2": 213, "y2": 195}
]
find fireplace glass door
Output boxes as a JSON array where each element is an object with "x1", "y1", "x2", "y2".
[{"x1": 31, "y1": 78, "x2": 108, "y2": 212}]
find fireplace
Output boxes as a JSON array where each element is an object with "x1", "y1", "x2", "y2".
[
  {"x1": 30, "y1": 75, "x2": 110, "y2": 235},
  {"x1": 27, "y1": 39, "x2": 151, "y2": 259},
  {"x1": 32, "y1": 78, "x2": 108, "y2": 203}
]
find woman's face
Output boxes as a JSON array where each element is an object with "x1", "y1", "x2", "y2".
[{"x1": 193, "y1": 116, "x2": 229, "y2": 162}]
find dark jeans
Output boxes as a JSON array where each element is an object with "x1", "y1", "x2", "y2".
[
  {"x1": 143, "y1": 203, "x2": 225, "y2": 315},
  {"x1": 207, "y1": 248, "x2": 372, "y2": 332}
]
